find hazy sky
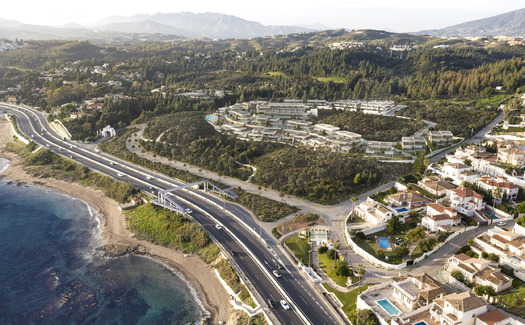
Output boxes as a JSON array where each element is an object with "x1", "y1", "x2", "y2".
[{"x1": 2, "y1": 0, "x2": 524, "y2": 32}]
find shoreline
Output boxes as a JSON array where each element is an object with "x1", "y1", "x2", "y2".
[{"x1": 0, "y1": 120, "x2": 232, "y2": 324}]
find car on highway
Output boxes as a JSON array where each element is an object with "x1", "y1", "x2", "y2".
[
  {"x1": 185, "y1": 208, "x2": 193, "y2": 214},
  {"x1": 276, "y1": 263, "x2": 284, "y2": 270},
  {"x1": 272, "y1": 270, "x2": 282, "y2": 278},
  {"x1": 146, "y1": 176, "x2": 153, "y2": 180},
  {"x1": 110, "y1": 162, "x2": 115, "y2": 165},
  {"x1": 117, "y1": 173, "x2": 124, "y2": 177},
  {"x1": 231, "y1": 250, "x2": 237, "y2": 257},
  {"x1": 215, "y1": 224, "x2": 222, "y2": 230},
  {"x1": 497, "y1": 222, "x2": 506, "y2": 226},
  {"x1": 267, "y1": 299, "x2": 277, "y2": 309},
  {"x1": 280, "y1": 300, "x2": 290, "y2": 310}
]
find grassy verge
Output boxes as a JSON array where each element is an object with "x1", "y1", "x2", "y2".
[
  {"x1": 231, "y1": 310, "x2": 267, "y2": 325},
  {"x1": 318, "y1": 253, "x2": 350, "y2": 287},
  {"x1": 322, "y1": 283, "x2": 373, "y2": 320},
  {"x1": 285, "y1": 234, "x2": 311, "y2": 266},
  {"x1": 7, "y1": 141, "x2": 136, "y2": 203},
  {"x1": 272, "y1": 227, "x2": 283, "y2": 239}
]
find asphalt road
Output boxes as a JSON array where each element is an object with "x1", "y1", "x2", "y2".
[{"x1": 1, "y1": 103, "x2": 344, "y2": 325}]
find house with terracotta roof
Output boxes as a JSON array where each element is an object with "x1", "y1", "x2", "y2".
[
  {"x1": 392, "y1": 273, "x2": 448, "y2": 311},
  {"x1": 497, "y1": 147, "x2": 525, "y2": 166},
  {"x1": 422, "y1": 202, "x2": 461, "y2": 232},
  {"x1": 429, "y1": 291, "x2": 488, "y2": 325},
  {"x1": 477, "y1": 176, "x2": 520, "y2": 202},
  {"x1": 418, "y1": 176, "x2": 456, "y2": 197},
  {"x1": 387, "y1": 190, "x2": 430, "y2": 209},
  {"x1": 476, "y1": 309, "x2": 519, "y2": 325},
  {"x1": 449, "y1": 186, "x2": 485, "y2": 217},
  {"x1": 445, "y1": 254, "x2": 512, "y2": 293}
]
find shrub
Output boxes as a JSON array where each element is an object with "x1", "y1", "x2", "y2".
[
  {"x1": 327, "y1": 249, "x2": 337, "y2": 260},
  {"x1": 336, "y1": 264, "x2": 351, "y2": 277},
  {"x1": 451, "y1": 270, "x2": 464, "y2": 282},
  {"x1": 393, "y1": 246, "x2": 409, "y2": 258},
  {"x1": 488, "y1": 253, "x2": 500, "y2": 262},
  {"x1": 455, "y1": 245, "x2": 471, "y2": 255},
  {"x1": 481, "y1": 252, "x2": 489, "y2": 259},
  {"x1": 318, "y1": 245, "x2": 329, "y2": 254},
  {"x1": 474, "y1": 285, "x2": 496, "y2": 296},
  {"x1": 408, "y1": 221, "x2": 418, "y2": 228}
]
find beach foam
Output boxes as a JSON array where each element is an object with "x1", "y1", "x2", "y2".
[{"x1": 0, "y1": 158, "x2": 10, "y2": 174}]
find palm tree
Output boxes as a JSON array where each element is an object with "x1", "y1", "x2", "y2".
[
  {"x1": 492, "y1": 187, "x2": 502, "y2": 224},
  {"x1": 351, "y1": 195, "x2": 359, "y2": 221},
  {"x1": 357, "y1": 264, "x2": 365, "y2": 293}
]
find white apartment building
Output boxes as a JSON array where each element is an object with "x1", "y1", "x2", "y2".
[{"x1": 449, "y1": 187, "x2": 485, "y2": 217}]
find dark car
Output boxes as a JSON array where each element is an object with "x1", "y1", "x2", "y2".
[
  {"x1": 267, "y1": 299, "x2": 277, "y2": 309},
  {"x1": 276, "y1": 263, "x2": 284, "y2": 270},
  {"x1": 231, "y1": 250, "x2": 237, "y2": 257}
]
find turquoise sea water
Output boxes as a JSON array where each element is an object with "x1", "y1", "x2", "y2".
[{"x1": 0, "y1": 178, "x2": 204, "y2": 324}]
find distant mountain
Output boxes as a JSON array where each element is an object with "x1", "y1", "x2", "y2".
[
  {"x1": 417, "y1": 7, "x2": 525, "y2": 38},
  {"x1": 92, "y1": 12, "x2": 314, "y2": 39},
  {"x1": 94, "y1": 20, "x2": 187, "y2": 35}
]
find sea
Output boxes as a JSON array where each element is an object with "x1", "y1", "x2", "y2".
[{"x1": 0, "y1": 158, "x2": 205, "y2": 325}]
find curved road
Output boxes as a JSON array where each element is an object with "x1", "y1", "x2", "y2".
[{"x1": 1, "y1": 103, "x2": 345, "y2": 325}]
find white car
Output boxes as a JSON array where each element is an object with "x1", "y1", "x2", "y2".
[
  {"x1": 185, "y1": 208, "x2": 193, "y2": 214},
  {"x1": 272, "y1": 270, "x2": 282, "y2": 278},
  {"x1": 280, "y1": 300, "x2": 290, "y2": 310},
  {"x1": 497, "y1": 222, "x2": 506, "y2": 226},
  {"x1": 215, "y1": 224, "x2": 222, "y2": 230},
  {"x1": 117, "y1": 173, "x2": 124, "y2": 177}
]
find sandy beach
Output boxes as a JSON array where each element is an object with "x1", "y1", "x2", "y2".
[{"x1": 0, "y1": 119, "x2": 232, "y2": 323}]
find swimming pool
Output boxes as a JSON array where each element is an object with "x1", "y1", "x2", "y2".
[
  {"x1": 485, "y1": 212, "x2": 498, "y2": 219},
  {"x1": 396, "y1": 208, "x2": 409, "y2": 213},
  {"x1": 414, "y1": 321, "x2": 428, "y2": 325},
  {"x1": 378, "y1": 237, "x2": 391, "y2": 250},
  {"x1": 376, "y1": 298, "x2": 401, "y2": 316}
]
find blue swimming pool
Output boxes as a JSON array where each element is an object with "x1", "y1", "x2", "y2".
[
  {"x1": 378, "y1": 237, "x2": 391, "y2": 249},
  {"x1": 414, "y1": 322, "x2": 428, "y2": 325},
  {"x1": 396, "y1": 208, "x2": 409, "y2": 213},
  {"x1": 376, "y1": 298, "x2": 401, "y2": 316},
  {"x1": 485, "y1": 212, "x2": 498, "y2": 219},
  {"x1": 205, "y1": 114, "x2": 216, "y2": 121}
]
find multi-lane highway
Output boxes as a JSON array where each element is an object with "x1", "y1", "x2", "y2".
[{"x1": 1, "y1": 103, "x2": 345, "y2": 325}]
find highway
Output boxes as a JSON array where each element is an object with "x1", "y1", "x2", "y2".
[{"x1": 1, "y1": 103, "x2": 345, "y2": 325}]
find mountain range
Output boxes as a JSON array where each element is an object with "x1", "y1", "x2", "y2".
[
  {"x1": 418, "y1": 7, "x2": 525, "y2": 38},
  {"x1": 91, "y1": 12, "x2": 314, "y2": 39},
  {"x1": 0, "y1": 8, "x2": 524, "y2": 44}
]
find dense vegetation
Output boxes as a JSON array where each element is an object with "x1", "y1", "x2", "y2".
[
  {"x1": 318, "y1": 110, "x2": 424, "y2": 141},
  {"x1": 233, "y1": 189, "x2": 299, "y2": 222},
  {"x1": 252, "y1": 147, "x2": 411, "y2": 204}
]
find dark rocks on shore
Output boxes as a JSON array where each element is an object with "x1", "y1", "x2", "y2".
[{"x1": 98, "y1": 244, "x2": 149, "y2": 257}]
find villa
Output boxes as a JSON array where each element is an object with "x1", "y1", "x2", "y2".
[
  {"x1": 497, "y1": 148, "x2": 525, "y2": 166},
  {"x1": 449, "y1": 186, "x2": 485, "y2": 217},
  {"x1": 417, "y1": 176, "x2": 456, "y2": 197},
  {"x1": 476, "y1": 176, "x2": 520, "y2": 202},
  {"x1": 387, "y1": 190, "x2": 430, "y2": 209},
  {"x1": 366, "y1": 141, "x2": 395, "y2": 158},
  {"x1": 429, "y1": 291, "x2": 488, "y2": 325},
  {"x1": 445, "y1": 254, "x2": 512, "y2": 294},
  {"x1": 421, "y1": 203, "x2": 461, "y2": 232},
  {"x1": 355, "y1": 198, "x2": 394, "y2": 226}
]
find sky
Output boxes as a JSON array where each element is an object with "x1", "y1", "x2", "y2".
[{"x1": 2, "y1": 0, "x2": 524, "y2": 32}]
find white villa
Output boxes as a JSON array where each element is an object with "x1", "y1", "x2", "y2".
[
  {"x1": 355, "y1": 199, "x2": 393, "y2": 226},
  {"x1": 402, "y1": 136, "x2": 426, "y2": 152},
  {"x1": 421, "y1": 203, "x2": 461, "y2": 232},
  {"x1": 445, "y1": 254, "x2": 512, "y2": 294},
  {"x1": 477, "y1": 176, "x2": 520, "y2": 202},
  {"x1": 449, "y1": 186, "x2": 485, "y2": 217},
  {"x1": 429, "y1": 291, "x2": 488, "y2": 325}
]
